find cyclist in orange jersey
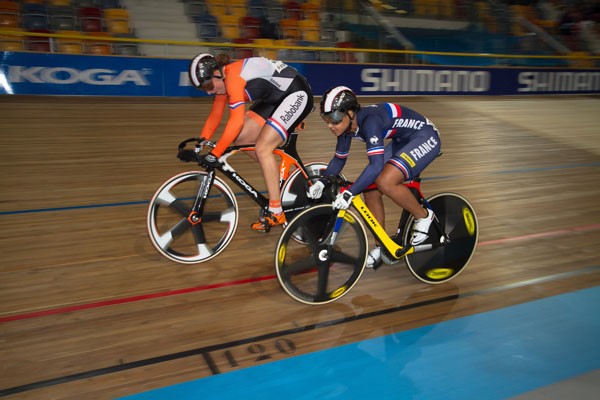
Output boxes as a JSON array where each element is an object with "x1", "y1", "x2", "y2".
[{"x1": 189, "y1": 53, "x2": 314, "y2": 232}]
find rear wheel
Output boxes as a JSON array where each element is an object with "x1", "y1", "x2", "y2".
[
  {"x1": 147, "y1": 171, "x2": 239, "y2": 264},
  {"x1": 403, "y1": 193, "x2": 478, "y2": 283}
]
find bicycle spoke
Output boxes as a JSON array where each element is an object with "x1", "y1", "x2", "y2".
[
  {"x1": 169, "y1": 198, "x2": 192, "y2": 216},
  {"x1": 155, "y1": 217, "x2": 191, "y2": 250},
  {"x1": 282, "y1": 255, "x2": 316, "y2": 277},
  {"x1": 330, "y1": 250, "x2": 359, "y2": 265},
  {"x1": 315, "y1": 264, "x2": 330, "y2": 300}
]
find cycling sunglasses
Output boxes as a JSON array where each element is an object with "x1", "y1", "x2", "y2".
[
  {"x1": 321, "y1": 110, "x2": 346, "y2": 125},
  {"x1": 199, "y1": 72, "x2": 223, "y2": 91}
]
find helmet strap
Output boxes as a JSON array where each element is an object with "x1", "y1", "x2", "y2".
[{"x1": 344, "y1": 110, "x2": 356, "y2": 133}]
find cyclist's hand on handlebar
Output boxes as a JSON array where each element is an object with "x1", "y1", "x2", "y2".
[
  {"x1": 333, "y1": 190, "x2": 354, "y2": 210},
  {"x1": 177, "y1": 149, "x2": 199, "y2": 163},
  {"x1": 307, "y1": 180, "x2": 325, "y2": 199},
  {"x1": 195, "y1": 137, "x2": 208, "y2": 152}
]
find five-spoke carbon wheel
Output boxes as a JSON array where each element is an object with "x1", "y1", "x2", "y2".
[
  {"x1": 275, "y1": 204, "x2": 368, "y2": 305},
  {"x1": 147, "y1": 171, "x2": 238, "y2": 264}
]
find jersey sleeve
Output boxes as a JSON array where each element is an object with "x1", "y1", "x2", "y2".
[
  {"x1": 211, "y1": 64, "x2": 247, "y2": 157},
  {"x1": 348, "y1": 115, "x2": 386, "y2": 194},
  {"x1": 200, "y1": 94, "x2": 227, "y2": 140},
  {"x1": 323, "y1": 134, "x2": 352, "y2": 178}
]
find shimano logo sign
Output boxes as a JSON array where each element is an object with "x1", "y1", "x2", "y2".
[
  {"x1": 361, "y1": 68, "x2": 490, "y2": 93},
  {"x1": 7, "y1": 66, "x2": 151, "y2": 85}
]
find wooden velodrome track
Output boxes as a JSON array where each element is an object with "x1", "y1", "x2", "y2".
[{"x1": 1, "y1": 94, "x2": 599, "y2": 399}]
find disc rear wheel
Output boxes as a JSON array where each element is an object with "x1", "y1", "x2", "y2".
[{"x1": 404, "y1": 193, "x2": 478, "y2": 283}]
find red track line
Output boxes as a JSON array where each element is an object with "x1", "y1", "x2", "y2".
[
  {"x1": 0, "y1": 275, "x2": 276, "y2": 323},
  {"x1": 2, "y1": 223, "x2": 599, "y2": 324}
]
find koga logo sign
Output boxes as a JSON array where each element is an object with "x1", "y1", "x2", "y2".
[{"x1": 7, "y1": 66, "x2": 151, "y2": 85}]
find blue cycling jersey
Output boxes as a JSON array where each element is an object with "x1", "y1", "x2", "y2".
[{"x1": 323, "y1": 102, "x2": 440, "y2": 195}]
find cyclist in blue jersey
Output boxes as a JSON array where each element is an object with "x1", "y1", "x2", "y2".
[{"x1": 308, "y1": 86, "x2": 441, "y2": 268}]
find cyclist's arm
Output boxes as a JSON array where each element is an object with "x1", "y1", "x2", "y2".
[
  {"x1": 348, "y1": 151, "x2": 385, "y2": 195},
  {"x1": 323, "y1": 134, "x2": 352, "y2": 177},
  {"x1": 348, "y1": 117, "x2": 386, "y2": 194},
  {"x1": 211, "y1": 74, "x2": 247, "y2": 157},
  {"x1": 200, "y1": 94, "x2": 227, "y2": 140}
]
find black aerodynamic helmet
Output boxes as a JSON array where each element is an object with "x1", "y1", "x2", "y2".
[
  {"x1": 319, "y1": 86, "x2": 359, "y2": 124},
  {"x1": 189, "y1": 53, "x2": 221, "y2": 89}
]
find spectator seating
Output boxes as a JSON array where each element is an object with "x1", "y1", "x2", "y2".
[
  {"x1": 248, "y1": 0, "x2": 266, "y2": 18},
  {"x1": 265, "y1": 3, "x2": 284, "y2": 23},
  {"x1": 27, "y1": 29, "x2": 51, "y2": 51},
  {"x1": 21, "y1": 2, "x2": 50, "y2": 31},
  {"x1": 301, "y1": 1, "x2": 319, "y2": 21},
  {"x1": 298, "y1": 18, "x2": 319, "y2": 42},
  {"x1": 98, "y1": 0, "x2": 122, "y2": 8},
  {"x1": 0, "y1": 0, "x2": 19, "y2": 29},
  {"x1": 279, "y1": 17, "x2": 300, "y2": 40},
  {"x1": 48, "y1": 5, "x2": 78, "y2": 31},
  {"x1": 55, "y1": 29, "x2": 84, "y2": 53},
  {"x1": 240, "y1": 16, "x2": 261, "y2": 40},
  {"x1": 47, "y1": 0, "x2": 72, "y2": 6},
  {"x1": 284, "y1": 1, "x2": 302, "y2": 20},
  {"x1": 0, "y1": 26, "x2": 24, "y2": 51},
  {"x1": 184, "y1": 1, "x2": 209, "y2": 18},
  {"x1": 72, "y1": 0, "x2": 98, "y2": 7},
  {"x1": 193, "y1": 13, "x2": 219, "y2": 40},
  {"x1": 253, "y1": 37, "x2": 277, "y2": 59},
  {"x1": 104, "y1": 7, "x2": 130, "y2": 34},
  {"x1": 85, "y1": 30, "x2": 112, "y2": 54},
  {"x1": 79, "y1": 7, "x2": 103, "y2": 32},
  {"x1": 231, "y1": 37, "x2": 254, "y2": 59},
  {"x1": 217, "y1": 13, "x2": 240, "y2": 39}
]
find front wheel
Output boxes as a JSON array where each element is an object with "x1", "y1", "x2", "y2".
[
  {"x1": 403, "y1": 192, "x2": 478, "y2": 284},
  {"x1": 275, "y1": 204, "x2": 368, "y2": 305},
  {"x1": 280, "y1": 162, "x2": 343, "y2": 243},
  {"x1": 147, "y1": 171, "x2": 239, "y2": 264}
]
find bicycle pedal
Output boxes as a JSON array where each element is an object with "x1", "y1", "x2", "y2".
[{"x1": 381, "y1": 252, "x2": 401, "y2": 265}]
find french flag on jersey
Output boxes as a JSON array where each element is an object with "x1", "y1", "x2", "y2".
[
  {"x1": 384, "y1": 103, "x2": 402, "y2": 139},
  {"x1": 335, "y1": 150, "x2": 349, "y2": 159},
  {"x1": 367, "y1": 146, "x2": 385, "y2": 157}
]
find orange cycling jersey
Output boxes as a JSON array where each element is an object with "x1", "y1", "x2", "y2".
[{"x1": 200, "y1": 57, "x2": 303, "y2": 157}]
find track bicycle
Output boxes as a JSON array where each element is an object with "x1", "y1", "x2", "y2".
[
  {"x1": 275, "y1": 175, "x2": 478, "y2": 305},
  {"x1": 146, "y1": 132, "x2": 339, "y2": 264}
]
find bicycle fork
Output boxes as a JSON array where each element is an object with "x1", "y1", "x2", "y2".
[{"x1": 187, "y1": 169, "x2": 216, "y2": 225}]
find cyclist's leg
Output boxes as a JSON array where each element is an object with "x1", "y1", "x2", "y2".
[
  {"x1": 364, "y1": 144, "x2": 392, "y2": 230},
  {"x1": 255, "y1": 124, "x2": 286, "y2": 212},
  {"x1": 363, "y1": 189, "x2": 385, "y2": 229},
  {"x1": 236, "y1": 102, "x2": 273, "y2": 161},
  {"x1": 380, "y1": 129, "x2": 440, "y2": 244},
  {"x1": 377, "y1": 128, "x2": 441, "y2": 218},
  {"x1": 376, "y1": 165, "x2": 426, "y2": 218},
  {"x1": 255, "y1": 87, "x2": 312, "y2": 216}
]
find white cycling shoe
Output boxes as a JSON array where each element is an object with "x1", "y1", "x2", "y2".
[
  {"x1": 366, "y1": 246, "x2": 382, "y2": 269},
  {"x1": 411, "y1": 208, "x2": 435, "y2": 245}
]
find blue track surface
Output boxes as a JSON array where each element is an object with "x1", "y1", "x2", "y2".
[{"x1": 120, "y1": 286, "x2": 600, "y2": 400}]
